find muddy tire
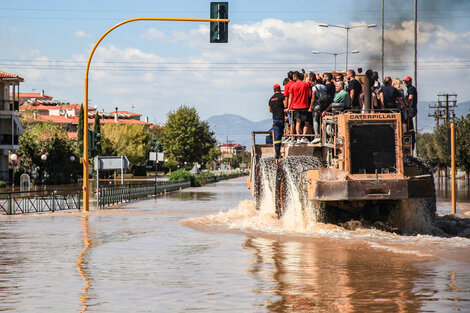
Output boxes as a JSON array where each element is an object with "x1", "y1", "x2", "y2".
[
  {"x1": 274, "y1": 156, "x2": 323, "y2": 218},
  {"x1": 387, "y1": 156, "x2": 437, "y2": 233},
  {"x1": 404, "y1": 156, "x2": 437, "y2": 219}
]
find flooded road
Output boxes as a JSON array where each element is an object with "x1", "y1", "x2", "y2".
[{"x1": 0, "y1": 177, "x2": 469, "y2": 312}]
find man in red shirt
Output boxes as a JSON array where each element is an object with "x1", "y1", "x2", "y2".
[{"x1": 286, "y1": 71, "x2": 311, "y2": 143}]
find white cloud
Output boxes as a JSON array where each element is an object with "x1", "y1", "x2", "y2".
[
  {"x1": 16, "y1": 18, "x2": 470, "y2": 125},
  {"x1": 74, "y1": 30, "x2": 90, "y2": 38},
  {"x1": 141, "y1": 28, "x2": 172, "y2": 42}
]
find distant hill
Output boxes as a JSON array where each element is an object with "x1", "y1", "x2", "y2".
[
  {"x1": 207, "y1": 101, "x2": 470, "y2": 147},
  {"x1": 206, "y1": 114, "x2": 271, "y2": 147}
]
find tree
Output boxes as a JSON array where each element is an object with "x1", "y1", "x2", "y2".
[
  {"x1": 159, "y1": 106, "x2": 217, "y2": 165},
  {"x1": 101, "y1": 124, "x2": 150, "y2": 165},
  {"x1": 77, "y1": 104, "x2": 84, "y2": 156},
  {"x1": 456, "y1": 114, "x2": 470, "y2": 182},
  {"x1": 18, "y1": 122, "x2": 79, "y2": 184},
  {"x1": 93, "y1": 112, "x2": 102, "y2": 156},
  {"x1": 417, "y1": 133, "x2": 439, "y2": 168}
]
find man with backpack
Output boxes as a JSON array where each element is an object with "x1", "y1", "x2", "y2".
[{"x1": 310, "y1": 75, "x2": 332, "y2": 144}]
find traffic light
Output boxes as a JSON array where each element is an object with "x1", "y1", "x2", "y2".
[
  {"x1": 210, "y1": 2, "x2": 228, "y2": 43},
  {"x1": 87, "y1": 130, "x2": 101, "y2": 158},
  {"x1": 95, "y1": 132, "x2": 101, "y2": 155},
  {"x1": 88, "y1": 130, "x2": 95, "y2": 158}
]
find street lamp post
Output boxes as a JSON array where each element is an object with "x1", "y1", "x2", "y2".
[
  {"x1": 41, "y1": 153, "x2": 47, "y2": 186},
  {"x1": 318, "y1": 23, "x2": 377, "y2": 71},
  {"x1": 312, "y1": 50, "x2": 359, "y2": 71},
  {"x1": 10, "y1": 153, "x2": 17, "y2": 190}
]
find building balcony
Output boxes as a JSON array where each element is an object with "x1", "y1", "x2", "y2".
[
  {"x1": 0, "y1": 134, "x2": 19, "y2": 146},
  {"x1": 0, "y1": 99, "x2": 20, "y2": 111}
]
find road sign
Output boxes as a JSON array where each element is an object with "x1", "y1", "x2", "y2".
[
  {"x1": 94, "y1": 156, "x2": 129, "y2": 170},
  {"x1": 157, "y1": 152, "x2": 164, "y2": 162},
  {"x1": 149, "y1": 152, "x2": 157, "y2": 161}
]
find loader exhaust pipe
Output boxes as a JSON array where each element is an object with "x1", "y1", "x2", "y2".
[{"x1": 363, "y1": 69, "x2": 373, "y2": 113}]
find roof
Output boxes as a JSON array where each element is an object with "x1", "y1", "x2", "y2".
[
  {"x1": 219, "y1": 143, "x2": 246, "y2": 148},
  {"x1": 115, "y1": 111, "x2": 142, "y2": 116},
  {"x1": 19, "y1": 104, "x2": 53, "y2": 111},
  {"x1": 20, "y1": 103, "x2": 95, "y2": 111},
  {"x1": 22, "y1": 114, "x2": 152, "y2": 126},
  {"x1": 0, "y1": 71, "x2": 24, "y2": 81},
  {"x1": 17, "y1": 92, "x2": 52, "y2": 99}
]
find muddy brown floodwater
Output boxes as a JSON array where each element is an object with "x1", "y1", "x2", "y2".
[{"x1": 0, "y1": 177, "x2": 469, "y2": 312}]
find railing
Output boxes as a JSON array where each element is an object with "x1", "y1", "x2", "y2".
[
  {"x1": 98, "y1": 180, "x2": 191, "y2": 208},
  {"x1": 0, "y1": 188, "x2": 81, "y2": 215}
]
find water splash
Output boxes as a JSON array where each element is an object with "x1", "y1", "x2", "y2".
[{"x1": 276, "y1": 156, "x2": 323, "y2": 231}]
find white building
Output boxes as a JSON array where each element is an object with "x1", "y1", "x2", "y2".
[{"x1": 0, "y1": 71, "x2": 24, "y2": 183}]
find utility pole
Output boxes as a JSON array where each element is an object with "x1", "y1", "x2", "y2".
[
  {"x1": 428, "y1": 93, "x2": 457, "y2": 179},
  {"x1": 413, "y1": 0, "x2": 418, "y2": 156},
  {"x1": 381, "y1": 0, "x2": 385, "y2": 80},
  {"x1": 428, "y1": 93, "x2": 458, "y2": 128}
]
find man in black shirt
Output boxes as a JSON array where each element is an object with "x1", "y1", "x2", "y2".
[
  {"x1": 269, "y1": 84, "x2": 285, "y2": 158},
  {"x1": 379, "y1": 76, "x2": 406, "y2": 109},
  {"x1": 404, "y1": 76, "x2": 418, "y2": 126},
  {"x1": 346, "y1": 69, "x2": 362, "y2": 109}
]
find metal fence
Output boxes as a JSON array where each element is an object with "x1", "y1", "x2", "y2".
[
  {"x1": 98, "y1": 180, "x2": 191, "y2": 208},
  {"x1": 0, "y1": 188, "x2": 81, "y2": 215}
]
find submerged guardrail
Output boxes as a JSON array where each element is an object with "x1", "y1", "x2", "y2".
[
  {"x1": 98, "y1": 180, "x2": 191, "y2": 208},
  {"x1": 0, "y1": 172, "x2": 248, "y2": 214},
  {"x1": 0, "y1": 188, "x2": 81, "y2": 215}
]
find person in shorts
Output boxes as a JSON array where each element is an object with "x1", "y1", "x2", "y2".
[{"x1": 287, "y1": 71, "x2": 311, "y2": 143}]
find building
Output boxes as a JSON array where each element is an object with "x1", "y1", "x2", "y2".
[
  {"x1": 0, "y1": 71, "x2": 24, "y2": 182},
  {"x1": 218, "y1": 143, "x2": 246, "y2": 155},
  {"x1": 19, "y1": 98, "x2": 155, "y2": 140}
]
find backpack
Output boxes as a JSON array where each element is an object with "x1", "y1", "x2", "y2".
[{"x1": 315, "y1": 85, "x2": 332, "y2": 110}]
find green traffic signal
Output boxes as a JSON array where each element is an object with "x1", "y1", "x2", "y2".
[
  {"x1": 210, "y1": 2, "x2": 228, "y2": 43},
  {"x1": 95, "y1": 132, "x2": 101, "y2": 148},
  {"x1": 87, "y1": 130, "x2": 101, "y2": 157}
]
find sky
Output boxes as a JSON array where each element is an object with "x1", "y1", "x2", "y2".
[{"x1": 1, "y1": 0, "x2": 470, "y2": 125}]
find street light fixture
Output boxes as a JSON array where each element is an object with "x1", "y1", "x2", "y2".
[
  {"x1": 312, "y1": 50, "x2": 360, "y2": 71},
  {"x1": 41, "y1": 154, "x2": 47, "y2": 186},
  {"x1": 11, "y1": 153, "x2": 17, "y2": 189},
  {"x1": 318, "y1": 23, "x2": 377, "y2": 71}
]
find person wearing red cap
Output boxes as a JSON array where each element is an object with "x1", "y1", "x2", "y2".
[
  {"x1": 269, "y1": 83, "x2": 285, "y2": 157},
  {"x1": 403, "y1": 76, "x2": 417, "y2": 131}
]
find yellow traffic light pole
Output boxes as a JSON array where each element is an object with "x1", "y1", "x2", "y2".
[{"x1": 83, "y1": 17, "x2": 229, "y2": 211}]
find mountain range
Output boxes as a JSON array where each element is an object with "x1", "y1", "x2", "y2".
[{"x1": 206, "y1": 101, "x2": 470, "y2": 148}]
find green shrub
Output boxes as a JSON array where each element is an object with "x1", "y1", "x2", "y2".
[
  {"x1": 198, "y1": 171, "x2": 215, "y2": 184},
  {"x1": 169, "y1": 169, "x2": 201, "y2": 187},
  {"x1": 0, "y1": 181, "x2": 6, "y2": 188}
]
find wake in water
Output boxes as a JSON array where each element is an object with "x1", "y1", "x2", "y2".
[{"x1": 184, "y1": 155, "x2": 470, "y2": 239}]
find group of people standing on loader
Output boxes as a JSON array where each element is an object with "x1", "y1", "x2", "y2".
[{"x1": 268, "y1": 69, "x2": 418, "y2": 157}]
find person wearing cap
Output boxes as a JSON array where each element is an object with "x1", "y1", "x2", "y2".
[
  {"x1": 403, "y1": 76, "x2": 417, "y2": 130},
  {"x1": 269, "y1": 83, "x2": 285, "y2": 158}
]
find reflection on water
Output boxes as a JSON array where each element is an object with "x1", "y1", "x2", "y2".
[
  {"x1": 76, "y1": 214, "x2": 92, "y2": 312},
  {"x1": 244, "y1": 237, "x2": 427, "y2": 313},
  {"x1": 436, "y1": 178, "x2": 470, "y2": 203}
]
